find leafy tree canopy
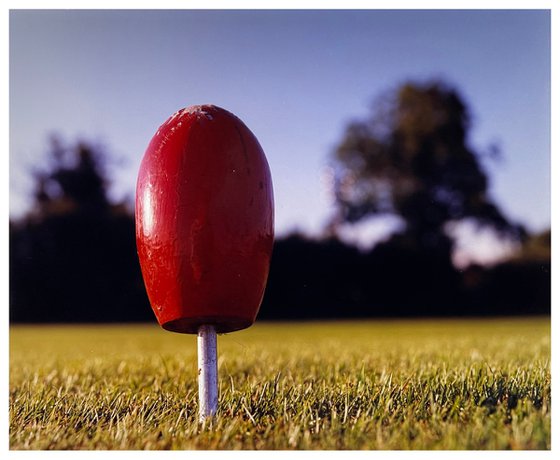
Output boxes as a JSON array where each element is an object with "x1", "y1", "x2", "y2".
[
  {"x1": 26, "y1": 137, "x2": 128, "y2": 222},
  {"x1": 331, "y1": 80, "x2": 525, "y2": 251}
]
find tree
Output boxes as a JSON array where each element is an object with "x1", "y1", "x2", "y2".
[
  {"x1": 10, "y1": 138, "x2": 150, "y2": 323},
  {"x1": 506, "y1": 228, "x2": 550, "y2": 265},
  {"x1": 331, "y1": 80, "x2": 525, "y2": 258},
  {"x1": 31, "y1": 137, "x2": 113, "y2": 219}
]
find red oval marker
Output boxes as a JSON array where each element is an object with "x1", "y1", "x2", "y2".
[{"x1": 136, "y1": 105, "x2": 274, "y2": 335}]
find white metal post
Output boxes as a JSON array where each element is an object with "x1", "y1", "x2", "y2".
[{"x1": 197, "y1": 324, "x2": 218, "y2": 422}]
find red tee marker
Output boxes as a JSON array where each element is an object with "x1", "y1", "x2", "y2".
[{"x1": 135, "y1": 105, "x2": 274, "y2": 422}]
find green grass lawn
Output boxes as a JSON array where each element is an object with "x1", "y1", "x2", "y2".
[{"x1": 9, "y1": 317, "x2": 550, "y2": 450}]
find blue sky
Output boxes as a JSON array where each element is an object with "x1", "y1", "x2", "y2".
[{"x1": 9, "y1": 9, "x2": 550, "y2": 260}]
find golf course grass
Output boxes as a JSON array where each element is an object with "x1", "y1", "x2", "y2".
[{"x1": 9, "y1": 317, "x2": 550, "y2": 449}]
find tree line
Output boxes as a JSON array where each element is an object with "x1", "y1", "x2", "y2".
[{"x1": 9, "y1": 81, "x2": 550, "y2": 323}]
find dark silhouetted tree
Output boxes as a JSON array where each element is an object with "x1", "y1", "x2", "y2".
[
  {"x1": 331, "y1": 80, "x2": 525, "y2": 259},
  {"x1": 10, "y1": 138, "x2": 150, "y2": 323},
  {"x1": 31, "y1": 138, "x2": 112, "y2": 219}
]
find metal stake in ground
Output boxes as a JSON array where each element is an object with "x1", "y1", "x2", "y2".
[
  {"x1": 198, "y1": 325, "x2": 218, "y2": 421},
  {"x1": 135, "y1": 104, "x2": 274, "y2": 423}
]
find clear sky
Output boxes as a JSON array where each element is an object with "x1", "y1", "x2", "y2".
[{"x1": 9, "y1": 9, "x2": 551, "y2": 261}]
